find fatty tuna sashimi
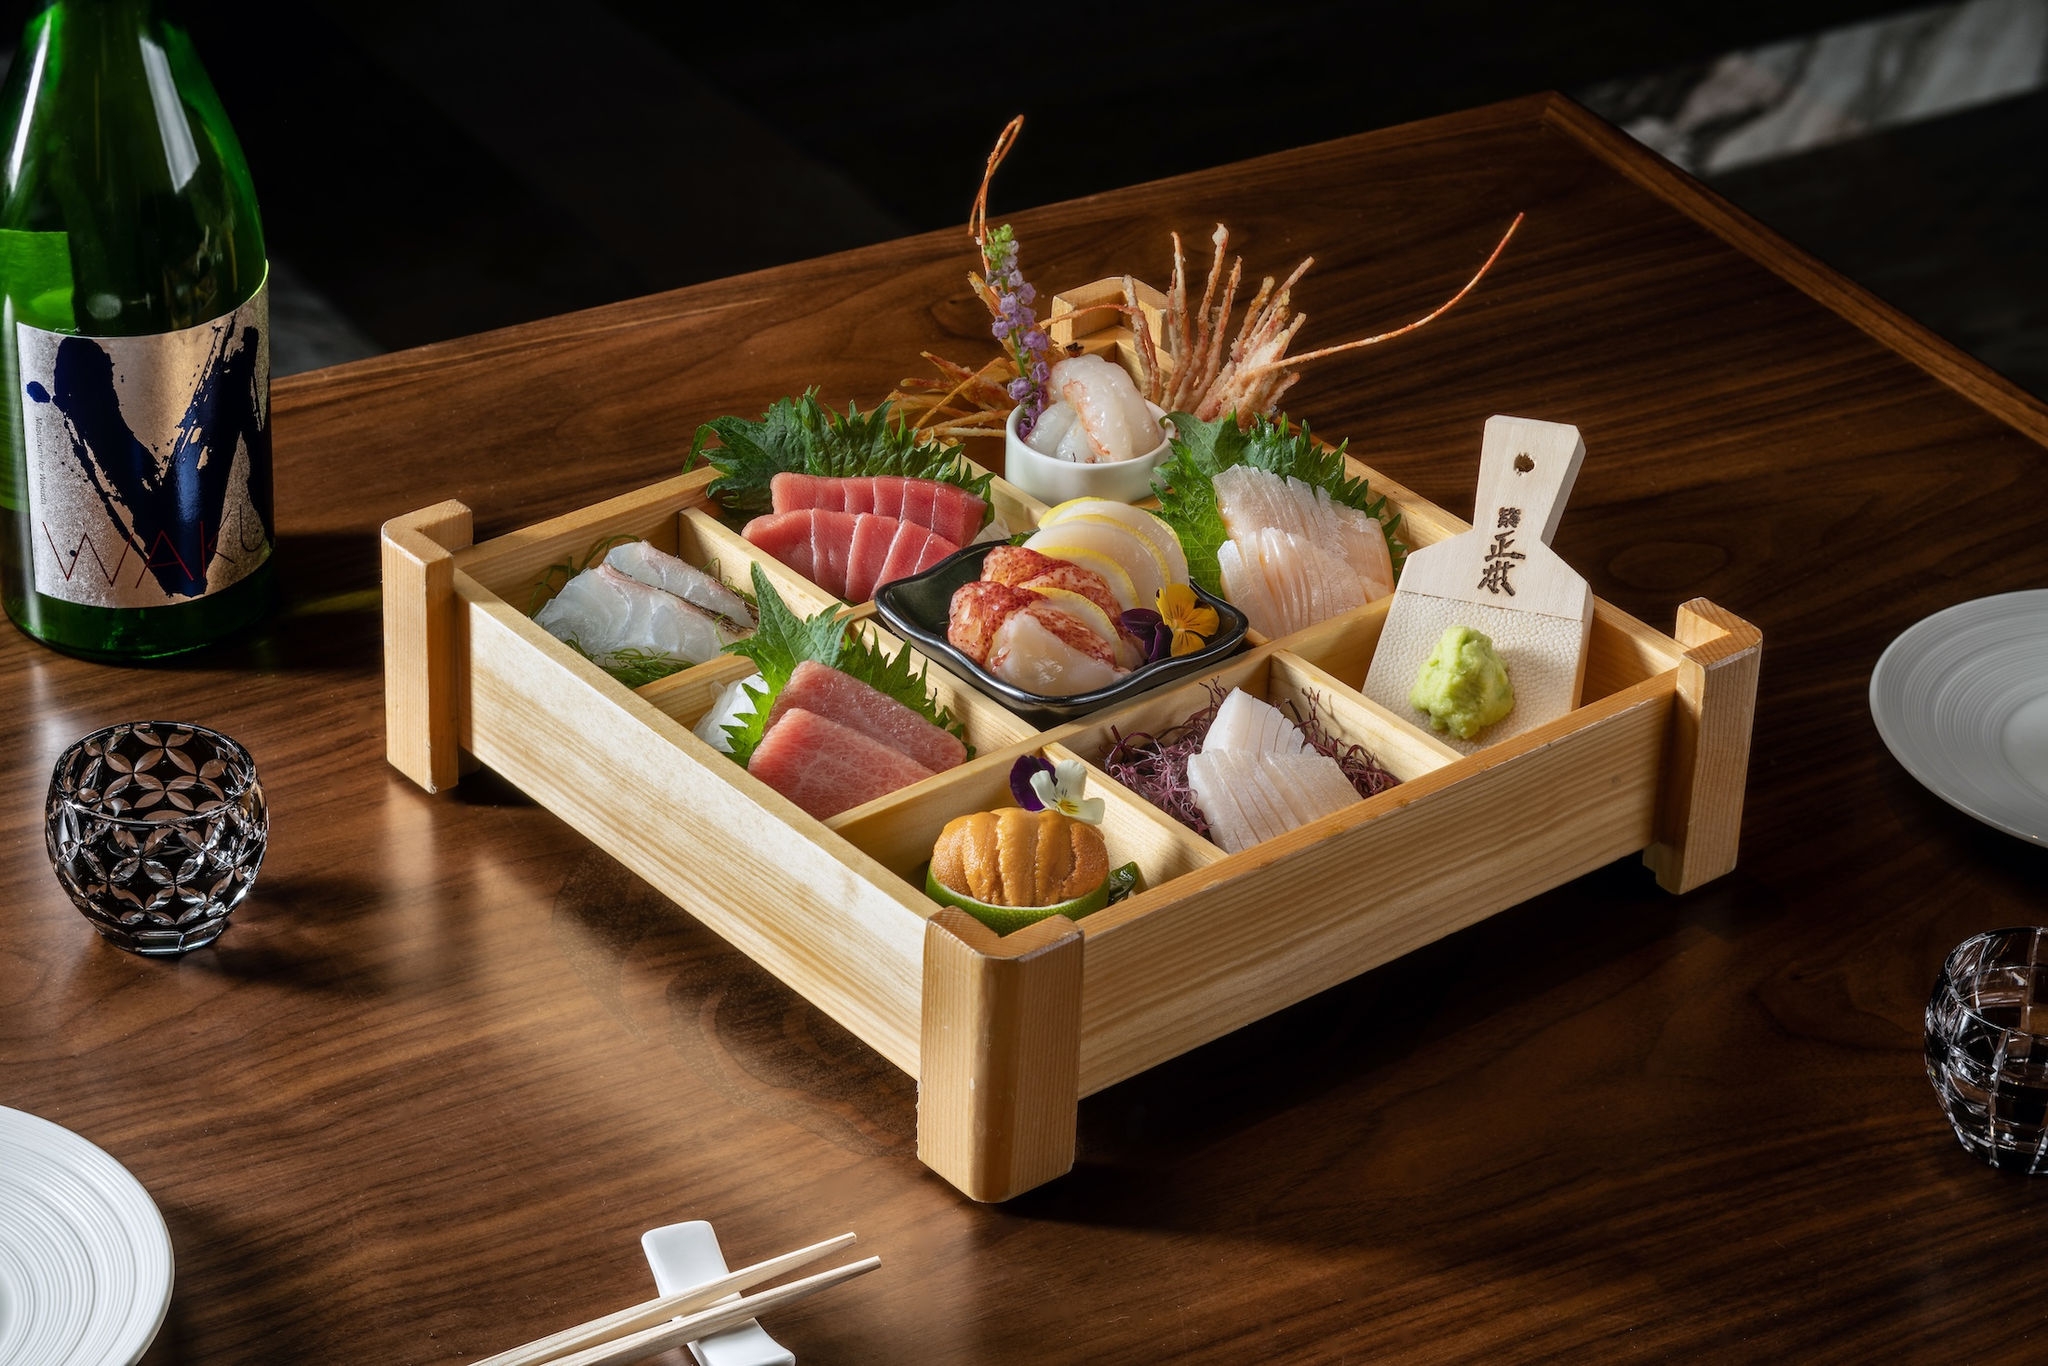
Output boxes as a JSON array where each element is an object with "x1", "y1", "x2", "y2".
[
  {"x1": 534, "y1": 563, "x2": 740, "y2": 668},
  {"x1": 747, "y1": 708, "x2": 936, "y2": 820},
  {"x1": 768, "y1": 473, "x2": 987, "y2": 547},
  {"x1": 1213, "y1": 465, "x2": 1395, "y2": 603},
  {"x1": 764, "y1": 660, "x2": 965, "y2": 774},
  {"x1": 743, "y1": 509, "x2": 960, "y2": 602},
  {"x1": 604, "y1": 541, "x2": 754, "y2": 626},
  {"x1": 843, "y1": 513, "x2": 899, "y2": 604},
  {"x1": 742, "y1": 510, "x2": 822, "y2": 582},
  {"x1": 873, "y1": 520, "x2": 958, "y2": 592}
]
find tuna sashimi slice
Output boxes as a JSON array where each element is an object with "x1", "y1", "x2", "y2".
[
  {"x1": 741, "y1": 511, "x2": 818, "y2": 583},
  {"x1": 766, "y1": 473, "x2": 986, "y2": 546},
  {"x1": 909, "y1": 529, "x2": 958, "y2": 575},
  {"x1": 764, "y1": 660, "x2": 966, "y2": 774},
  {"x1": 811, "y1": 508, "x2": 858, "y2": 600},
  {"x1": 748, "y1": 708, "x2": 936, "y2": 820},
  {"x1": 843, "y1": 513, "x2": 899, "y2": 604},
  {"x1": 923, "y1": 482, "x2": 988, "y2": 547}
]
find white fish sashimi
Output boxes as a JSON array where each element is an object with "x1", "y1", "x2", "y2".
[
  {"x1": 1050, "y1": 354, "x2": 1165, "y2": 463},
  {"x1": 1187, "y1": 747, "x2": 1357, "y2": 854},
  {"x1": 692, "y1": 672, "x2": 765, "y2": 752},
  {"x1": 1213, "y1": 465, "x2": 1395, "y2": 607},
  {"x1": 1222, "y1": 526, "x2": 1369, "y2": 638},
  {"x1": 1205, "y1": 688, "x2": 1314, "y2": 756},
  {"x1": 534, "y1": 563, "x2": 734, "y2": 668},
  {"x1": 605, "y1": 541, "x2": 755, "y2": 626}
]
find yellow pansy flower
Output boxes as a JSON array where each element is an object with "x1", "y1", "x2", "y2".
[{"x1": 1156, "y1": 583, "x2": 1219, "y2": 657}]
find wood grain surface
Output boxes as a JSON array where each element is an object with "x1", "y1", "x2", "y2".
[{"x1": 5, "y1": 92, "x2": 2046, "y2": 1363}]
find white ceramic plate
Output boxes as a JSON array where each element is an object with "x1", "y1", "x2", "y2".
[
  {"x1": 0, "y1": 1108, "x2": 172, "y2": 1366},
  {"x1": 1870, "y1": 589, "x2": 2048, "y2": 845}
]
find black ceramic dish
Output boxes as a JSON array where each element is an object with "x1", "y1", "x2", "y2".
[{"x1": 873, "y1": 542, "x2": 1251, "y2": 725}]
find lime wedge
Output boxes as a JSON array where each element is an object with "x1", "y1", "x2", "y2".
[{"x1": 924, "y1": 867, "x2": 1110, "y2": 936}]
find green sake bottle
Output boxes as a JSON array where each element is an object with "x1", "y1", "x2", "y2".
[{"x1": 0, "y1": 0, "x2": 272, "y2": 660}]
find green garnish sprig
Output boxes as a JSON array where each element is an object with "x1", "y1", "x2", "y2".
[{"x1": 689, "y1": 391, "x2": 995, "y2": 521}]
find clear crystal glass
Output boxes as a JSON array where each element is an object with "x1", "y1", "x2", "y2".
[
  {"x1": 1926, "y1": 927, "x2": 2048, "y2": 1173},
  {"x1": 45, "y1": 720, "x2": 266, "y2": 955}
]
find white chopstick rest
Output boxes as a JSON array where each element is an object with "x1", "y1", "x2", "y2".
[{"x1": 644, "y1": 1221, "x2": 796, "y2": 1366}]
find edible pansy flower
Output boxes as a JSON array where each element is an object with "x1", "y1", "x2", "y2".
[
  {"x1": 1009, "y1": 754, "x2": 1056, "y2": 809},
  {"x1": 1119, "y1": 607, "x2": 1170, "y2": 665},
  {"x1": 1156, "y1": 583, "x2": 1219, "y2": 657},
  {"x1": 1029, "y1": 758, "x2": 1105, "y2": 825}
]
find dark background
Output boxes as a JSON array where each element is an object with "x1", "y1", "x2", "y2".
[{"x1": 26, "y1": 0, "x2": 2048, "y2": 396}]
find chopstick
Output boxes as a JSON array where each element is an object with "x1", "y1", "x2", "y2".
[
  {"x1": 541, "y1": 1257, "x2": 882, "y2": 1366},
  {"x1": 471, "y1": 1232, "x2": 861, "y2": 1366}
]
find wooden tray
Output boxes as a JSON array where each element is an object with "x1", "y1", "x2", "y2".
[{"x1": 380, "y1": 381, "x2": 1760, "y2": 1204}]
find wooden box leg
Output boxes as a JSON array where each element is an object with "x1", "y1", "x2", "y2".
[
  {"x1": 918, "y1": 908, "x2": 1084, "y2": 1202},
  {"x1": 381, "y1": 501, "x2": 474, "y2": 793},
  {"x1": 1644, "y1": 597, "x2": 1764, "y2": 894}
]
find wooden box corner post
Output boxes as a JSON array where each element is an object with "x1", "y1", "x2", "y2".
[
  {"x1": 918, "y1": 908, "x2": 1085, "y2": 1202},
  {"x1": 381, "y1": 501, "x2": 474, "y2": 793},
  {"x1": 1644, "y1": 598, "x2": 1763, "y2": 894}
]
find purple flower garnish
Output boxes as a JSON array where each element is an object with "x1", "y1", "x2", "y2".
[
  {"x1": 1010, "y1": 754, "x2": 1055, "y2": 809},
  {"x1": 1120, "y1": 608, "x2": 1171, "y2": 665}
]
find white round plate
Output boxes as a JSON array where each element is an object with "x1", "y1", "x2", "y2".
[
  {"x1": 1871, "y1": 590, "x2": 2048, "y2": 845},
  {"x1": 0, "y1": 1108, "x2": 172, "y2": 1366}
]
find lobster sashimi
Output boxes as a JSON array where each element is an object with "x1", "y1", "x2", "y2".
[
  {"x1": 947, "y1": 580, "x2": 1127, "y2": 696},
  {"x1": 743, "y1": 509, "x2": 960, "y2": 603},
  {"x1": 769, "y1": 472, "x2": 988, "y2": 548}
]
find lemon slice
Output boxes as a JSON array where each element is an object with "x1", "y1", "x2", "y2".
[
  {"x1": 925, "y1": 867, "x2": 1110, "y2": 936},
  {"x1": 1026, "y1": 522, "x2": 1164, "y2": 606},
  {"x1": 1021, "y1": 542, "x2": 1139, "y2": 610},
  {"x1": 1028, "y1": 586, "x2": 1119, "y2": 646},
  {"x1": 1041, "y1": 499, "x2": 1190, "y2": 584}
]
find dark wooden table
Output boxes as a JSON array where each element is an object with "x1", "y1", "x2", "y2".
[{"x1": 7, "y1": 93, "x2": 2047, "y2": 1364}]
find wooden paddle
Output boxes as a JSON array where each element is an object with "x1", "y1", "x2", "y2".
[{"x1": 1363, "y1": 415, "x2": 1592, "y2": 752}]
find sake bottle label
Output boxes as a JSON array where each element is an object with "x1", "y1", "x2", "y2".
[{"x1": 17, "y1": 278, "x2": 271, "y2": 609}]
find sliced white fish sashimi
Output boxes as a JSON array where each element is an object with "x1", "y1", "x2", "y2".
[
  {"x1": 1204, "y1": 688, "x2": 1315, "y2": 756},
  {"x1": 534, "y1": 563, "x2": 741, "y2": 668},
  {"x1": 1187, "y1": 687, "x2": 1359, "y2": 853},
  {"x1": 1213, "y1": 465, "x2": 1395, "y2": 606},
  {"x1": 1218, "y1": 526, "x2": 1370, "y2": 638},
  {"x1": 605, "y1": 541, "x2": 755, "y2": 625},
  {"x1": 1187, "y1": 749, "x2": 1358, "y2": 854},
  {"x1": 692, "y1": 672, "x2": 765, "y2": 752}
]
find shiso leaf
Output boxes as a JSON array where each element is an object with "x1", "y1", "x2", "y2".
[
  {"x1": 719, "y1": 564, "x2": 970, "y2": 766},
  {"x1": 689, "y1": 390, "x2": 995, "y2": 521},
  {"x1": 1152, "y1": 410, "x2": 1407, "y2": 595}
]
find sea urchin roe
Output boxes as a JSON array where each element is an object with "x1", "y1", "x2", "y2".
[{"x1": 1409, "y1": 624, "x2": 1514, "y2": 740}]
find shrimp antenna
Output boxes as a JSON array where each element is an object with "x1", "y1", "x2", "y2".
[
  {"x1": 969, "y1": 115, "x2": 1025, "y2": 247},
  {"x1": 1275, "y1": 212, "x2": 1525, "y2": 369}
]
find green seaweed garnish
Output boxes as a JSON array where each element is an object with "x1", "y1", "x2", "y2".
[
  {"x1": 1152, "y1": 411, "x2": 1406, "y2": 596},
  {"x1": 719, "y1": 564, "x2": 970, "y2": 766},
  {"x1": 562, "y1": 640, "x2": 692, "y2": 689},
  {"x1": 689, "y1": 390, "x2": 995, "y2": 522}
]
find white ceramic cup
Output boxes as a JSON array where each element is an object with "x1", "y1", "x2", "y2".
[{"x1": 1004, "y1": 402, "x2": 1174, "y2": 506}]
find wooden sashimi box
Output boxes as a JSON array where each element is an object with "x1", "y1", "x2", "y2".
[{"x1": 380, "y1": 442, "x2": 1759, "y2": 1202}]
